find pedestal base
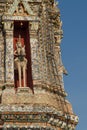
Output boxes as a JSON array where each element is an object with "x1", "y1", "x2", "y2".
[{"x1": 17, "y1": 87, "x2": 29, "y2": 93}]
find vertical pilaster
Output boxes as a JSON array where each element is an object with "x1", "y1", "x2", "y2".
[
  {"x1": 39, "y1": 3, "x2": 48, "y2": 83},
  {"x1": 0, "y1": 32, "x2": 4, "y2": 87},
  {"x1": 4, "y1": 21, "x2": 14, "y2": 87},
  {"x1": 54, "y1": 29, "x2": 65, "y2": 88},
  {"x1": 29, "y1": 21, "x2": 40, "y2": 82},
  {"x1": 41, "y1": 3, "x2": 57, "y2": 85}
]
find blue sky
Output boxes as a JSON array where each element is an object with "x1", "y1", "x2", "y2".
[{"x1": 58, "y1": 0, "x2": 87, "y2": 130}]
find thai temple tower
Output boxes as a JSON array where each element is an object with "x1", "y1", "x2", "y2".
[{"x1": 0, "y1": 0, "x2": 78, "y2": 130}]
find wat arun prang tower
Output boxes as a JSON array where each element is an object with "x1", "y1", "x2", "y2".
[{"x1": 0, "y1": 0, "x2": 78, "y2": 130}]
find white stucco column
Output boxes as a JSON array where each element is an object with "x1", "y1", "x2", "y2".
[{"x1": 4, "y1": 21, "x2": 14, "y2": 87}]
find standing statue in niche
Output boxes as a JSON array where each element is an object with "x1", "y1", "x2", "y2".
[{"x1": 14, "y1": 35, "x2": 27, "y2": 87}]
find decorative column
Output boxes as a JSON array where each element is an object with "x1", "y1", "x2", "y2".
[
  {"x1": 29, "y1": 21, "x2": 40, "y2": 82},
  {"x1": 0, "y1": 31, "x2": 4, "y2": 87},
  {"x1": 54, "y1": 34, "x2": 64, "y2": 87},
  {"x1": 4, "y1": 21, "x2": 14, "y2": 87}
]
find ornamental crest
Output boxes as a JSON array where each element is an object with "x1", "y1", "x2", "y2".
[{"x1": 7, "y1": 0, "x2": 34, "y2": 16}]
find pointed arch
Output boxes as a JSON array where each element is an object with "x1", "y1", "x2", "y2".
[{"x1": 8, "y1": 0, "x2": 34, "y2": 16}]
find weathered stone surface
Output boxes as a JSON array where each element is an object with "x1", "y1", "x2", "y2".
[
  {"x1": 1, "y1": 87, "x2": 73, "y2": 115},
  {"x1": 0, "y1": 0, "x2": 78, "y2": 130}
]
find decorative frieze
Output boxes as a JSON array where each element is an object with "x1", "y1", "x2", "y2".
[
  {"x1": 2, "y1": 15, "x2": 40, "y2": 21},
  {"x1": 0, "y1": 104, "x2": 78, "y2": 129},
  {"x1": 3, "y1": 126, "x2": 54, "y2": 130}
]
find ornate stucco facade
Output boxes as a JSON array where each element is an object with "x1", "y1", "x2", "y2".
[{"x1": 0, "y1": 0, "x2": 78, "y2": 130}]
